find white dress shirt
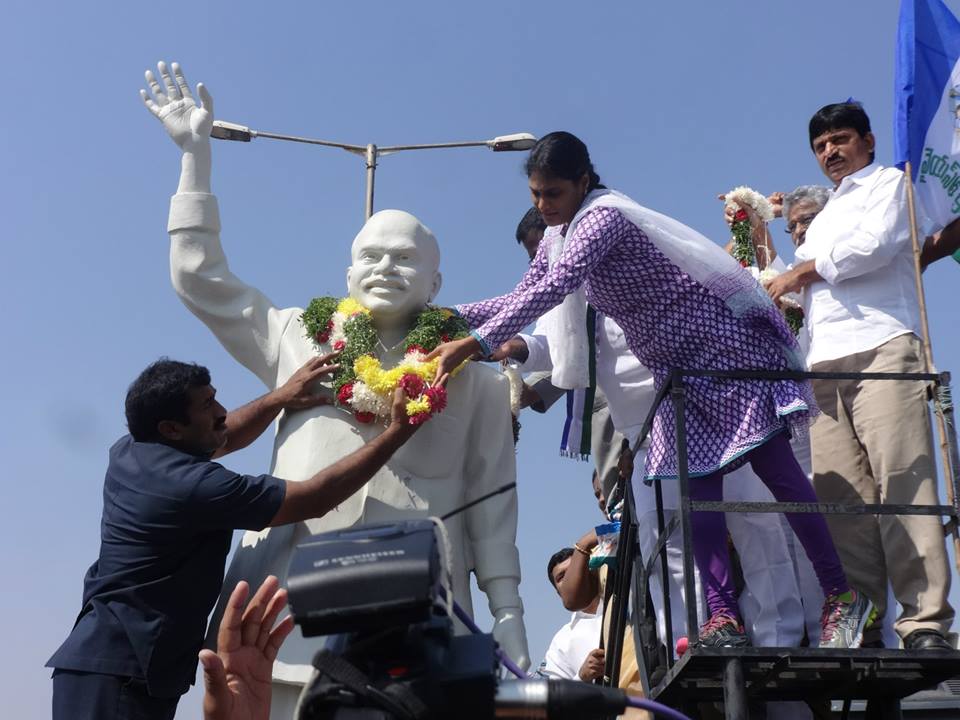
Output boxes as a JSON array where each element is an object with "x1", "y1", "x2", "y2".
[
  {"x1": 793, "y1": 163, "x2": 921, "y2": 366},
  {"x1": 519, "y1": 314, "x2": 656, "y2": 433},
  {"x1": 538, "y1": 605, "x2": 603, "y2": 680}
]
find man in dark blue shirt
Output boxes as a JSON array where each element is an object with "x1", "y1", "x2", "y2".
[{"x1": 48, "y1": 356, "x2": 436, "y2": 720}]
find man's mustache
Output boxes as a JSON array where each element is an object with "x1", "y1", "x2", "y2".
[{"x1": 363, "y1": 276, "x2": 406, "y2": 289}]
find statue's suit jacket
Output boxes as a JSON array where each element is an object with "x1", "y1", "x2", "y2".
[{"x1": 168, "y1": 193, "x2": 522, "y2": 682}]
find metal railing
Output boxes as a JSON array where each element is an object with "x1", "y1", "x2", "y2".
[{"x1": 601, "y1": 367, "x2": 960, "y2": 703}]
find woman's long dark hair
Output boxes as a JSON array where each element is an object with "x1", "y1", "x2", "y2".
[{"x1": 524, "y1": 131, "x2": 604, "y2": 190}]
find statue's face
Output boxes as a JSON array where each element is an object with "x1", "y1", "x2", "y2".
[{"x1": 347, "y1": 210, "x2": 442, "y2": 323}]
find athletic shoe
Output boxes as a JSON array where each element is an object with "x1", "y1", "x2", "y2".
[
  {"x1": 820, "y1": 589, "x2": 875, "y2": 649},
  {"x1": 697, "y1": 613, "x2": 750, "y2": 648}
]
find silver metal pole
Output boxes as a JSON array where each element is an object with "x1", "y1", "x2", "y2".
[
  {"x1": 378, "y1": 140, "x2": 489, "y2": 152},
  {"x1": 364, "y1": 143, "x2": 377, "y2": 221},
  {"x1": 252, "y1": 129, "x2": 365, "y2": 152}
]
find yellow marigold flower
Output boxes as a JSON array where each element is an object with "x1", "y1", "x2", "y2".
[
  {"x1": 338, "y1": 297, "x2": 371, "y2": 316},
  {"x1": 354, "y1": 355, "x2": 382, "y2": 383},
  {"x1": 405, "y1": 397, "x2": 431, "y2": 416},
  {"x1": 375, "y1": 367, "x2": 405, "y2": 394},
  {"x1": 403, "y1": 360, "x2": 437, "y2": 379}
]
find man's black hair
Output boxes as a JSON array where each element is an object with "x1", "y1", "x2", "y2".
[
  {"x1": 125, "y1": 358, "x2": 211, "y2": 442},
  {"x1": 547, "y1": 547, "x2": 575, "y2": 587},
  {"x1": 808, "y1": 102, "x2": 872, "y2": 149},
  {"x1": 516, "y1": 207, "x2": 546, "y2": 244}
]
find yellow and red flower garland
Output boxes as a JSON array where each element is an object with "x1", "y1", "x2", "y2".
[{"x1": 300, "y1": 297, "x2": 469, "y2": 424}]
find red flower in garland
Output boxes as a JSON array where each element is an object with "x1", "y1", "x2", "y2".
[
  {"x1": 440, "y1": 334, "x2": 450, "y2": 343},
  {"x1": 407, "y1": 410, "x2": 432, "y2": 426},
  {"x1": 406, "y1": 344, "x2": 428, "y2": 356},
  {"x1": 315, "y1": 319, "x2": 335, "y2": 344},
  {"x1": 336, "y1": 382, "x2": 354, "y2": 405},
  {"x1": 423, "y1": 385, "x2": 447, "y2": 413},
  {"x1": 734, "y1": 208, "x2": 748, "y2": 222},
  {"x1": 739, "y1": 260, "x2": 748, "y2": 268},
  {"x1": 399, "y1": 373, "x2": 426, "y2": 398},
  {"x1": 354, "y1": 411, "x2": 376, "y2": 424},
  {"x1": 333, "y1": 339, "x2": 346, "y2": 352}
]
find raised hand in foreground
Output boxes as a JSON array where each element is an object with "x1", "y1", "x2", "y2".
[{"x1": 199, "y1": 576, "x2": 294, "y2": 720}]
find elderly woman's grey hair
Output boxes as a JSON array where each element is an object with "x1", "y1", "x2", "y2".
[{"x1": 782, "y1": 185, "x2": 831, "y2": 219}]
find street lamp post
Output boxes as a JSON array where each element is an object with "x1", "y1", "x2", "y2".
[{"x1": 210, "y1": 120, "x2": 537, "y2": 220}]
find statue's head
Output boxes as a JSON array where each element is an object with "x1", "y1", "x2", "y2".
[{"x1": 347, "y1": 210, "x2": 442, "y2": 324}]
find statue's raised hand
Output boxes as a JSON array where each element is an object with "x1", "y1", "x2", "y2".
[{"x1": 141, "y1": 61, "x2": 213, "y2": 154}]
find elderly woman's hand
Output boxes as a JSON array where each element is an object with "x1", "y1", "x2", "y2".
[{"x1": 767, "y1": 192, "x2": 785, "y2": 219}]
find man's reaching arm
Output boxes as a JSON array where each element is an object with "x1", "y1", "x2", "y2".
[
  {"x1": 269, "y1": 380, "x2": 446, "y2": 526},
  {"x1": 561, "y1": 529, "x2": 601, "y2": 612},
  {"x1": 212, "y1": 354, "x2": 339, "y2": 459},
  {"x1": 921, "y1": 218, "x2": 960, "y2": 269}
]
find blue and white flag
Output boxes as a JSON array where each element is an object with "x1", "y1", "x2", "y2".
[{"x1": 895, "y1": 0, "x2": 960, "y2": 234}]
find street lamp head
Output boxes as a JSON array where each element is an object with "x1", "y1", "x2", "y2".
[
  {"x1": 488, "y1": 133, "x2": 537, "y2": 152},
  {"x1": 211, "y1": 120, "x2": 256, "y2": 142}
]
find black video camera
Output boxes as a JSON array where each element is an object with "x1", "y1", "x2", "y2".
[
  {"x1": 287, "y1": 519, "x2": 498, "y2": 720},
  {"x1": 286, "y1": 519, "x2": 647, "y2": 720}
]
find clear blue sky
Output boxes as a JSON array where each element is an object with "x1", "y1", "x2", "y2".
[{"x1": 4, "y1": 1, "x2": 960, "y2": 717}]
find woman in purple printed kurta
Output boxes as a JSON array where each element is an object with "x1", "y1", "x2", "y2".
[
  {"x1": 431, "y1": 132, "x2": 873, "y2": 648},
  {"x1": 458, "y1": 204, "x2": 809, "y2": 481}
]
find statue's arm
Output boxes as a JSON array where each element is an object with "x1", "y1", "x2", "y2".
[
  {"x1": 167, "y1": 194, "x2": 299, "y2": 389},
  {"x1": 143, "y1": 62, "x2": 299, "y2": 389},
  {"x1": 463, "y1": 371, "x2": 529, "y2": 669}
]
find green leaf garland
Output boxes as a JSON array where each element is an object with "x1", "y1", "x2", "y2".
[{"x1": 300, "y1": 296, "x2": 470, "y2": 404}]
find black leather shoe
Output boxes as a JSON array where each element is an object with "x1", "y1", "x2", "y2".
[{"x1": 902, "y1": 629, "x2": 953, "y2": 651}]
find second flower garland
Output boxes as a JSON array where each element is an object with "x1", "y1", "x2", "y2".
[{"x1": 300, "y1": 297, "x2": 470, "y2": 424}]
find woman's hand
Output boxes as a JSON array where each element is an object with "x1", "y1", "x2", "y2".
[{"x1": 426, "y1": 335, "x2": 483, "y2": 383}]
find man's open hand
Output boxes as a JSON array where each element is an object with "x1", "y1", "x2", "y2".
[
  {"x1": 275, "y1": 354, "x2": 340, "y2": 410},
  {"x1": 388, "y1": 374, "x2": 450, "y2": 435},
  {"x1": 199, "y1": 576, "x2": 294, "y2": 720},
  {"x1": 141, "y1": 61, "x2": 213, "y2": 154}
]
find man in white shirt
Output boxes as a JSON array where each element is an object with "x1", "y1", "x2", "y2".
[
  {"x1": 538, "y1": 548, "x2": 604, "y2": 681},
  {"x1": 767, "y1": 102, "x2": 954, "y2": 651}
]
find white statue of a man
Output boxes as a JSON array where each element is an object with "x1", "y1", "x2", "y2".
[{"x1": 142, "y1": 62, "x2": 528, "y2": 713}]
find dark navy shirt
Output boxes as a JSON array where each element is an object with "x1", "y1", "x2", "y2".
[{"x1": 47, "y1": 435, "x2": 285, "y2": 697}]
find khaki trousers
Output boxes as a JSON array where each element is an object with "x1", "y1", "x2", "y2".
[{"x1": 810, "y1": 333, "x2": 953, "y2": 638}]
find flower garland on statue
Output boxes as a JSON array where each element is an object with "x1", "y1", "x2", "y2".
[
  {"x1": 724, "y1": 186, "x2": 775, "y2": 267},
  {"x1": 300, "y1": 297, "x2": 470, "y2": 425}
]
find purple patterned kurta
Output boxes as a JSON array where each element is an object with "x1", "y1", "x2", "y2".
[{"x1": 457, "y1": 206, "x2": 814, "y2": 480}]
